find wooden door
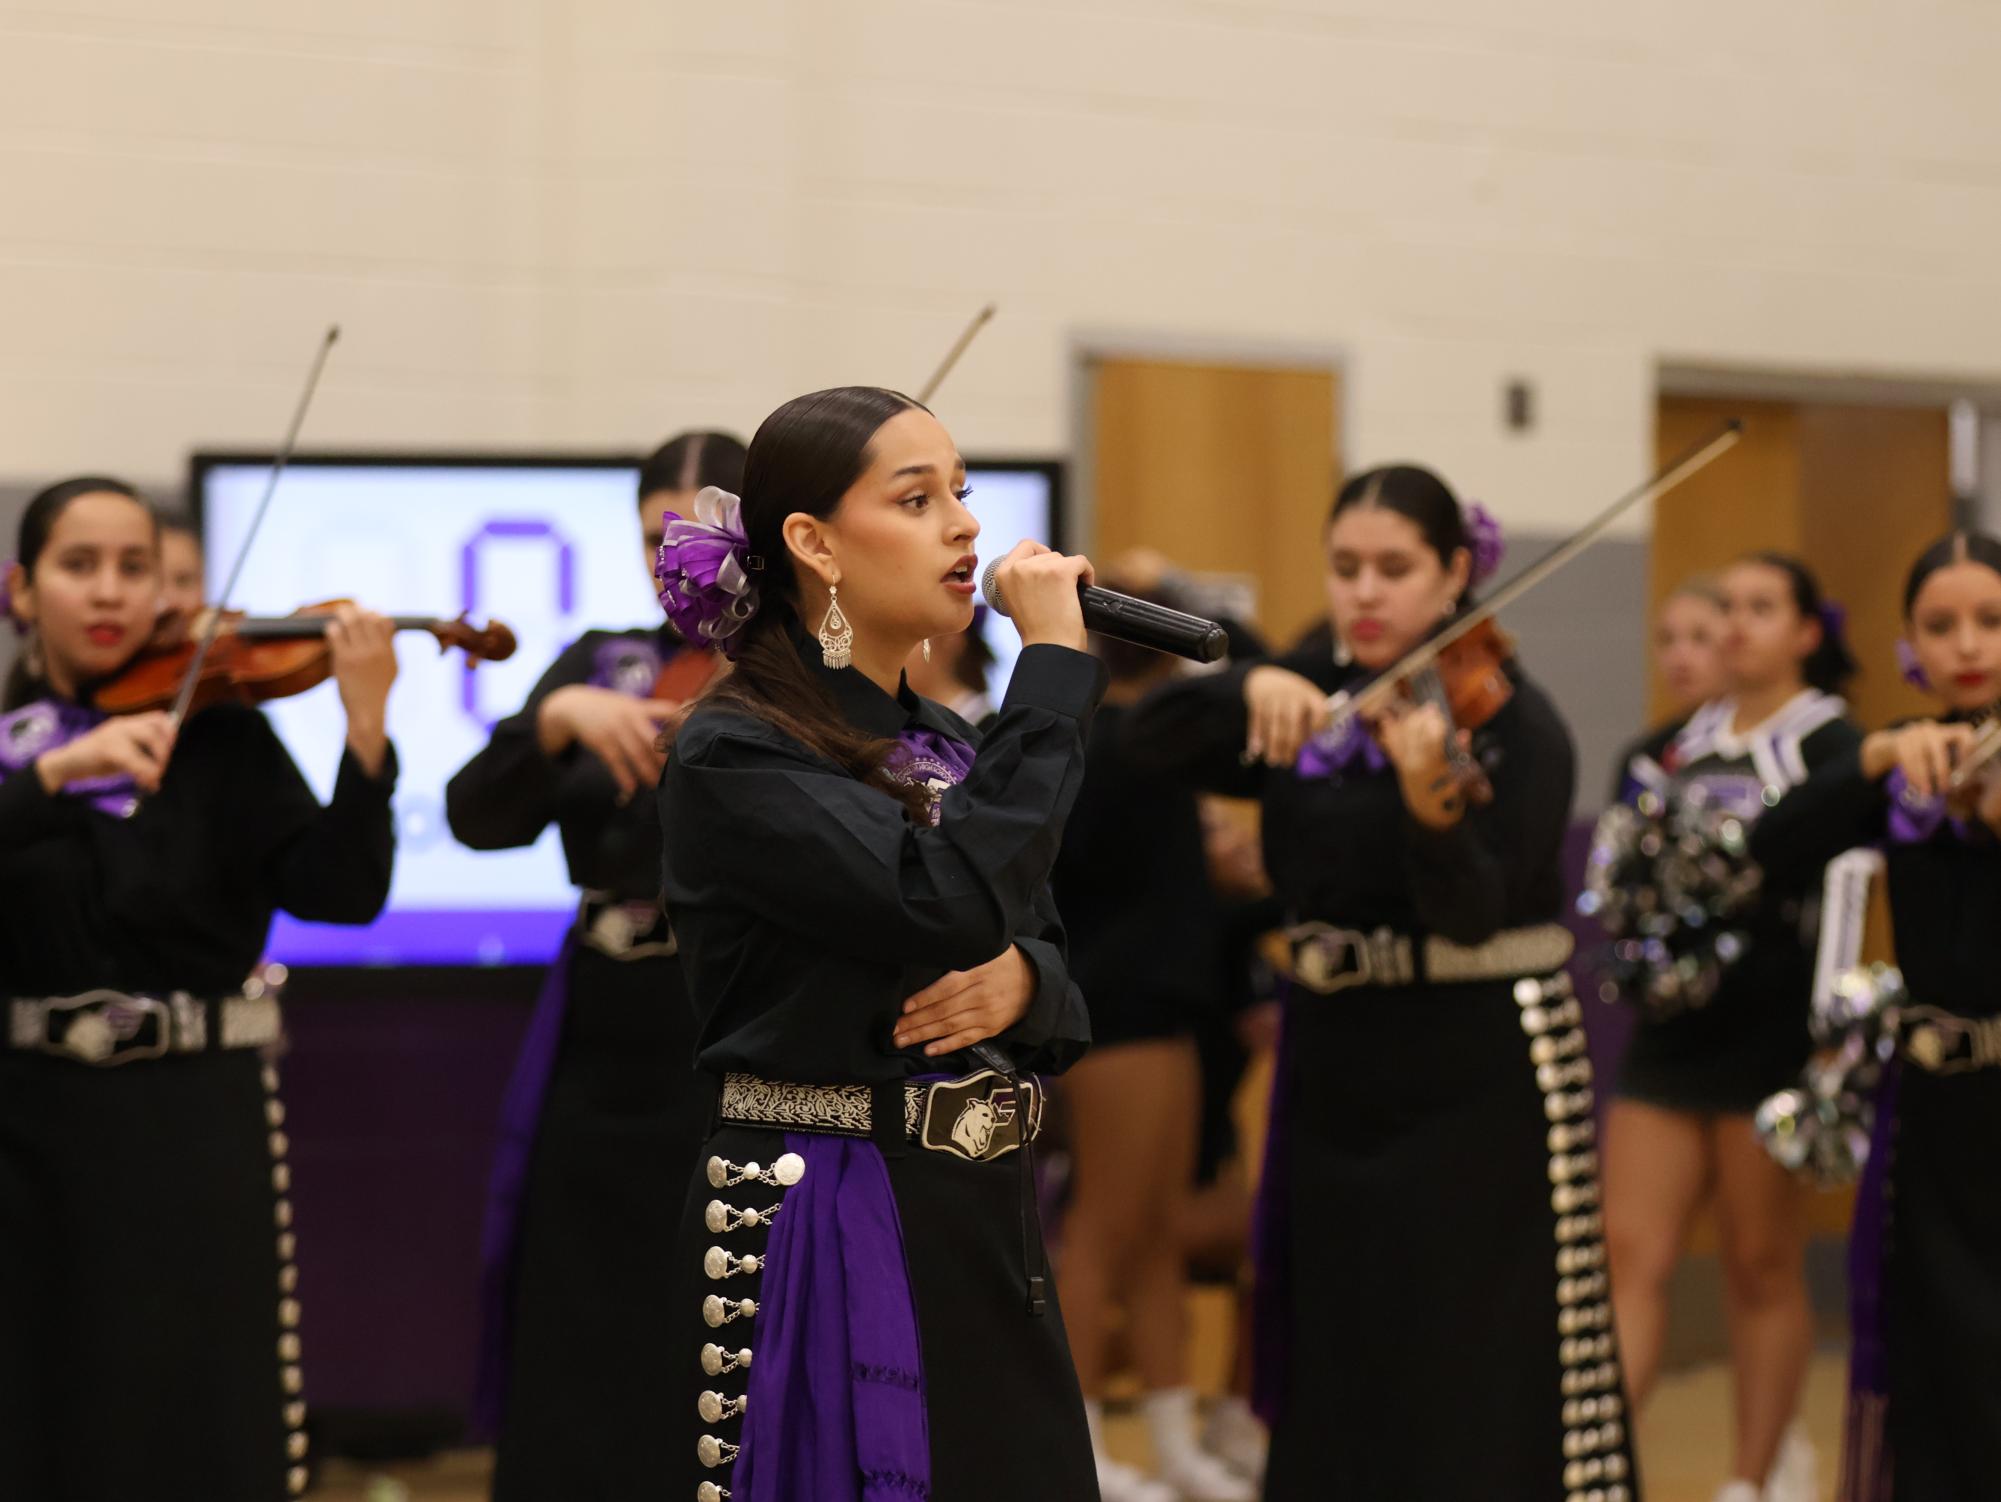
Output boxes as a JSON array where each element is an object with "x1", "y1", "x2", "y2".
[{"x1": 1089, "y1": 357, "x2": 1340, "y2": 645}]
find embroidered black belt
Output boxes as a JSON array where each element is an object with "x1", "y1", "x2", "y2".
[
  {"x1": 577, "y1": 890, "x2": 678, "y2": 961},
  {"x1": 5, "y1": 986, "x2": 281, "y2": 1066},
  {"x1": 1901, "y1": 1006, "x2": 2001, "y2": 1075},
  {"x1": 717, "y1": 1067, "x2": 1044, "y2": 1164},
  {"x1": 1287, "y1": 921, "x2": 1576, "y2": 994}
]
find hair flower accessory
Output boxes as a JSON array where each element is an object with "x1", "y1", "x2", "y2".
[
  {"x1": 653, "y1": 487, "x2": 762, "y2": 659},
  {"x1": 1896, "y1": 637, "x2": 1930, "y2": 691},
  {"x1": 1463, "y1": 502, "x2": 1506, "y2": 586}
]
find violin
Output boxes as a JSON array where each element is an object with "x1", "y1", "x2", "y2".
[
  {"x1": 95, "y1": 600, "x2": 517, "y2": 718},
  {"x1": 1319, "y1": 419, "x2": 1747, "y2": 804},
  {"x1": 1342, "y1": 617, "x2": 1516, "y2": 806},
  {"x1": 650, "y1": 644, "x2": 725, "y2": 703}
]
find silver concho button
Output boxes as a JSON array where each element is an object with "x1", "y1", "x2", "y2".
[
  {"x1": 773, "y1": 1152, "x2": 806, "y2": 1186},
  {"x1": 702, "y1": 1343, "x2": 727, "y2": 1376},
  {"x1": 705, "y1": 1247, "x2": 730, "y2": 1280},
  {"x1": 705, "y1": 1201, "x2": 731, "y2": 1234},
  {"x1": 697, "y1": 1434, "x2": 728, "y2": 1468},
  {"x1": 702, "y1": 1295, "x2": 728, "y2": 1328},
  {"x1": 706, "y1": 1156, "x2": 731, "y2": 1188},
  {"x1": 698, "y1": 1390, "x2": 727, "y2": 1424},
  {"x1": 699, "y1": 1483, "x2": 729, "y2": 1502}
]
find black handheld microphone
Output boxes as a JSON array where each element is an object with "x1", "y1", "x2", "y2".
[{"x1": 980, "y1": 559, "x2": 1229, "y2": 664}]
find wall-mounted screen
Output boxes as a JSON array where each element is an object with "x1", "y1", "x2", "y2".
[{"x1": 191, "y1": 453, "x2": 1063, "y2": 967}]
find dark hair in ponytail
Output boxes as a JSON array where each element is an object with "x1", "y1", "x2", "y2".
[
  {"x1": 1901, "y1": 530, "x2": 2001, "y2": 615},
  {"x1": 639, "y1": 430, "x2": 749, "y2": 503},
  {"x1": 1739, "y1": 551, "x2": 1857, "y2": 695},
  {"x1": 669, "y1": 387, "x2": 934, "y2": 820},
  {"x1": 1328, "y1": 464, "x2": 1473, "y2": 604},
  {"x1": 5, "y1": 477, "x2": 155, "y2": 711}
]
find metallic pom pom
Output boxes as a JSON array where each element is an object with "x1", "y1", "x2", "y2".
[
  {"x1": 1580, "y1": 787, "x2": 1763, "y2": 1019},
  {"x1": 1755, "y1": 964, "x2": 1906, "y2": 1186}
]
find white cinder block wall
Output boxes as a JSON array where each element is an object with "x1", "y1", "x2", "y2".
[{"x1": 4, "y1": 0, "x2": 2001, "y2": 533}]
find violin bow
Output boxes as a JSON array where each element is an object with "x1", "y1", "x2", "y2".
[
  {"x1": 168, "y1": 325, "x2": 340, "y2": 728},
  {"x1": 1326, "y1": 419, "x2": 1745, "y2": 731},
  {"x1": 915, "y1": 304, "x2": 996, "y2": 405}
]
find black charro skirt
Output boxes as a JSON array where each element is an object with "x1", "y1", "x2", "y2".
[
  {"x1": 1260, "y1": 971, "x2": 1642, "y2": 1502},
  {"x1": 489, "y1": 946, "x2": 709, "y2": 1502},
  {"x1": 0, "y1": 1047, "x2": 298, "y2": 1501},
  {"x1": 671, "y1": 1111, "x2": 1099, "y2": 1502},
  {"x1": 1880, "y1": 1064, "x2": 2001, "y2": 1500}
]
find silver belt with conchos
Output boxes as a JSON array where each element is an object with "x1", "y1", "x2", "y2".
[
  {"x1": 1288, "y1": 921, "x2": 1576, "y2": 994},
  {"x1": 577, "y1": 889, "x2": 678, "y2": 961},
  {"x1": 718, "y1": 1067, "x2": 1044, "y2": 1164},
  {"x1": 5, "y1": 986, "x2": 281, "y2": 1066},
  {"x1": 1901, "y1": 1006, "x2": 2001, "y2": 1075}
]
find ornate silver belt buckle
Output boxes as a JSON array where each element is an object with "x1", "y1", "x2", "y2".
[
  {"x1": 1293, "y1": 925, "x2": 1373, "y2": 994},
  {"x1": 45, "y1": 991, "x2": 171, "y2": 1066},
  {"x1": 919, "y1": 1069, "x2": 1041, "y2": 1162}
]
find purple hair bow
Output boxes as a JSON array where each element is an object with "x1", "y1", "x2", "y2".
[
  {"x1": 653, "y1": 487, "x2": 762, "y2": 659},
  {"x1": 1464, "y1": 502, "x2": 1506, "y2": 586}
]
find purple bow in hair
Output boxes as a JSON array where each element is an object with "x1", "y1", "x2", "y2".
[
  {"x1": 1819, "y1": 600, "x2": 1849, "y2": 640},
  {"x1": 1295, "y1": 717, "x2": 1386, "y2": 781},
  {"x1": 1464, "y1": 502, "x2": 1506, "y2": 587},
  {"x1": 653, "y1": 487, "x2": 761, "y2": 659}
]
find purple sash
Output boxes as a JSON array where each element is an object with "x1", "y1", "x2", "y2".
[
  {"x1": 1838, "y1": 1061, "x2": 1901, "y2": 1502},
  {"x1": 735, "y1": 1133, "x2": 931, "y2": 1501},
  {"x1": 470, "y1": 939, "x2": 575, "y2": 1438},
  {"x1": 1250, "y1": 986, "x2": 1295, "y2": 1427}
]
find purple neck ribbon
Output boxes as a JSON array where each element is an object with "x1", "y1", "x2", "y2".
[
  {"x1": 587, "y1": 636, "x2": 663, "y2": 698},
  {"x1": 884, "y1": 727, "x2": 977, "y2": 824},
  {"x1": 0, "y1": 698, "x2": 138, "y2": 817},
  {"x1": 1294, "y1": 717, "x2": 1387, "y2": 781},
  {"x1": 1885, "y1": 769, "x2": 1979, "y2": 845}
]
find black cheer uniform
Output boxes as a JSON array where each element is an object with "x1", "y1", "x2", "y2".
[
  {"x1": 1610, "y1": 692, "x2": 1862, "y2": 1113},
  {"x1": 0, "y1": 700, "x2": 394, "y2": 1502},
  {"x1": 1131, "y1": 636, "x2": 1644, "y2": 1502},
  {"x1": 1754, "y1": 736, "x2": 2001, "y2": 1501},
  {"x1": 658, "y1": 632, "x2": 1103, "y2": 1502},
  {"x1": 445, "y1": 626, "x2": 712, "y2": 1502},
  {"x1": 1052, "y1": 699, "x2": 1226, "y2": 1047}
]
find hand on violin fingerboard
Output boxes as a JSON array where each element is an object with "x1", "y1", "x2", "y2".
[
  {"x1": 1375, "y1": 699, "x2": 1469, "y2": 830},
  {"x1": 1242, "y1": 665, "x2": 1330, "y2": 767},
  {"x1": 325, "y1": 604, "x2": 398, "y2": 776}
]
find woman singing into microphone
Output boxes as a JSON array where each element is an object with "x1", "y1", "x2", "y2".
[
  {"x1": 656, "y1": 386, "x2": 1102, "y2": 1500},
  {"x1": 1129, "y1": 466, "x2": 1635, "y2": 1502}
]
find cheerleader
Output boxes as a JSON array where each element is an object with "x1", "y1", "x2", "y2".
[
  {"x1": 1613, "y1": 576, "x2": 1729, "y2": 799},
  {"x1": 1051, "y1": 582, "x2": 1256, "y2": 1502},
  {"x1": 0, "y1": 477, "x2": 398, "y2": 1500},
  {"x1": 445, "y1": 430, "x2": 745, "y2": 1500},
  {"x1": 655, "y1": 387, "x2": 1101, "y2": 1500},
  {"x1": 1128, "y1": 466, "x2": 1632, "y2": 1500},
  {"x1": 1752, "y1": 530, "x2": 2001, "y2": 1500},
  {"x1": 1603, "y1": 554, "x2": 1862, "y2": 1502}
]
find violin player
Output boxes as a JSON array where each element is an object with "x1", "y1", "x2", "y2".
[
  {"x1": 0, "y1": 476, "x2": 400, "y2": 1501},
  {"x1": 445, "y1": 429, "x2": 747, "y2": 1502},
  {"x1": 1751, "y1": 531, "x2": 2001, "y2": 1501},
  {"x1": 1127, "y1": 465, "x2": 1633, "y2": 1501}
]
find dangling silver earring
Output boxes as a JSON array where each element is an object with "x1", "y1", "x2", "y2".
[
  {"x1": 23, "y1": 629, "x2": 44, "y2": 681},
  {"x1": 818, "y1": 585, "x2": 853, "y2": 669},
  {"x1": 1332, "y1": 632, "x2": 1352, "y2": 667},
  {"x1": 920, "y1": 638, "x2": 932, "y2": 664}
]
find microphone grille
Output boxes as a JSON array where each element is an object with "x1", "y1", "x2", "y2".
[{"x1": 980, "y1": 558, "x2": 1008, "y2": 616}]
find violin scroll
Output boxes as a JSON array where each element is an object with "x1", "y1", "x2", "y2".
[{"x1": 429, "y1": 614, "x2": 517, "y2": 666}]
